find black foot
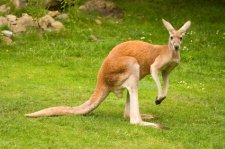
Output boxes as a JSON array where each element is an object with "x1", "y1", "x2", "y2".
[{"x1": 155, "y1": 96, "x2": 166, "y2": 105}]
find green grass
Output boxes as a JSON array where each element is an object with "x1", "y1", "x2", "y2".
[{"x1": 1, "y1": 0, "x2": 225, "y2": 148}]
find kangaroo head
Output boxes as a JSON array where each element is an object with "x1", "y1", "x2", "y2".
[{"x1": 162, "y1": 19, "x2": 191, "y2": 51}]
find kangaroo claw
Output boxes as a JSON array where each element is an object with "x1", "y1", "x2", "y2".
[{"x1": 155, "y1": 96, "x2": 166, "y2": 105}]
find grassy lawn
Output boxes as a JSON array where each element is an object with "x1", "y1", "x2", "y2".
[{"x1": 1, "y1": 0, "x2": 225, "y2": 148}]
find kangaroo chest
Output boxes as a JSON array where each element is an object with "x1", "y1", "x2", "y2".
[{"x1": 162, "y1": 51, "x2": 180, "y2": 72}]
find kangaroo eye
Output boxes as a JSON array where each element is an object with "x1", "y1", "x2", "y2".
[
  {"x1": 170, "y1": 36, "x2": 173, "y2": 40},
  {"x1": 180, "y1": 37, "x2": 183, "y2": 41}
]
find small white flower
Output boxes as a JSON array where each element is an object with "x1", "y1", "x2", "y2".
[
  {"x1": 183, "y1": 46, "x2": 189, "y2": 51},
  {"x1": 179, "y1": 80, "x2": 187, "y2": 85},
  {"x1": 216, "y1": 30, "x2": 219, "y2": 34},
  {"x1": 188, "y1": 31, "x2": 193, "y2": 35}
]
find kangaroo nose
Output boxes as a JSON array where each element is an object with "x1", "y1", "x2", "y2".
[{"x1": 174, "y1": 45, "x2": 179, "y2": 50}]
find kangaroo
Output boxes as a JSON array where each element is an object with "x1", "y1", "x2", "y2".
[{"x1": 25, "y1": 19, "x2": 191, "y2": 129}]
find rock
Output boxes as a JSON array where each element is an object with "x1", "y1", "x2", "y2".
[
  {"x1": 51, "y1": 21, "x2": 64, "y2": 31},
  {"x1": 48, "y1": 11, "x2": 60, "y2": 17},
  {"x1": 95, "y1": 19, "x2": 102, "y2": 25},
  {"x1": 0, "y1": 16, "x2": 8, "y2": 26},
  {"x1": 56, "y1": 13, "x2": 68, "y2": 20},
  {"x1": 17, "y1": 13, "x2": 37, "y2": 27},
  {"x1": 0, "y1": 5, "x2": 11, "y2": 13},
  {"x1": 1, "y1": 30, "x2": 13, "y2": 37},
  {"x1": 38, "y1": 15, "x2": 55, "y2": 30},
  {"x1": 0, "y1": 36, "x2": 13, "y2": 45},
  {"x1": 8, "y1": 13, "x2": 37, "y2": 33},
  {"x1": 38, "y1": 15, "x2": 64, "y2": 31},
  {"x1": 6, "y1": 15, "x2": 17, "y2": 25},
  {"x1": 89, "y1": 34, "x2": 98, "y2": 41},
  {"x1": 10, "y1": 0, "x2": 28, "y2": 9},
  {"x1": 1, "y1": 12, "x2": 65, "y2": 34},
  {"x1": 9, "y1": 24, "x2": 26, "y2": 33},
  {"x1": 79, "y1": 0, "x2": 123, "y2": 18}
]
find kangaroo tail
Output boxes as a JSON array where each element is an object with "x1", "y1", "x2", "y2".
[{"x1": 25, "y1": 85, "x2": 109, "y2": 118}]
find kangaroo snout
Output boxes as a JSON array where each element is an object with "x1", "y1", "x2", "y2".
[{"x1": 174, "y1": 45, "x2": 179, "y2": 50}]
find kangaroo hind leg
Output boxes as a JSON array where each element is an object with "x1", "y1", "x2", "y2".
[
  {"x1": 124, "y1": 91, "x2": 158, "y2": 120},
  {"x1": 121, "y1": 60, "x2": 168, "y2": 129}
]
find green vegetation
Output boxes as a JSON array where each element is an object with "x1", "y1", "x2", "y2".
[{"x1": 1, "y1": 0, "x2": 225, "y2": 148}]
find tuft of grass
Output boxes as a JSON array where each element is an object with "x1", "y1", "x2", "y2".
[{"x1": 0, "y1": 0, "x2": 225, "y2": 148}]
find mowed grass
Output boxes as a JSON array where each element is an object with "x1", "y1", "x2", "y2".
[{"x1": 1, "y1": 0, "x2": 225, "y2": 148}]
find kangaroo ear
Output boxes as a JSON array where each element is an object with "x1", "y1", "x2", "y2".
[
  {"x1": 179, "y1": 20, "x2": 191, "y2": 34},
  {"x1": 162, "y1": 19, "x2": 175, "y2": 34}
]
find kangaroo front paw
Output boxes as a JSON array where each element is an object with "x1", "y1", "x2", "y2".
[{"x1": 155, "y1": 96, "x2": 166, "y2": 105}]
